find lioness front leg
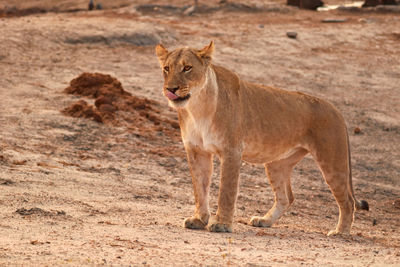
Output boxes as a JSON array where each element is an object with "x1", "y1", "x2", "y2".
[
  {"x1": 184, "y1": 146, "x2": 213, "y2": 230},
  {"x1": 207, "y1": 150, "x2": 241, "y2": 233}
]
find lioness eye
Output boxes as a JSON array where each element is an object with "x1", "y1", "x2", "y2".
[
  {"x1": 183, "y1": 65, "x2": 192, "y2": 72},
  {"x1": 164, "y1": 66, "x2": 169, "y2": 72}
]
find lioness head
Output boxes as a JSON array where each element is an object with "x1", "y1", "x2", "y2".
[{"x1": 155, "y1": 41, "x2": 214, "y2": 108}]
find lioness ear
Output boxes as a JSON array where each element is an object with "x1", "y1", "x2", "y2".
[
  {"x1": 198, "y1": 41, "x2": 214, "y2": 65},
  {"x1": 155, "y1": 44, "x2": 169, "y2": 65}
]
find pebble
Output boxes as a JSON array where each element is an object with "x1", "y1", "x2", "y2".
[
  {"x1": 286, "y1": 31, "x2": 297, "y2": 39},
  {"x1": 322, "y1": 18, "x2": 348, "y2": 23},
  {"x1": 393, "y1": 198, "x2": 400, "y2": 209},
  {"x1": 183, "y1": 5, "x2": 196, "y2": 16}
]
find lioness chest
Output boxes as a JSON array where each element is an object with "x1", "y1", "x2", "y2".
[{"x1": 180, "y1": 114, "x2": 221, "y2": 154}]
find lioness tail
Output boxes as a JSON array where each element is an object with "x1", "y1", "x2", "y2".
[{"x1": 347, "y1": 130, "x2": 369, "y2": 211}]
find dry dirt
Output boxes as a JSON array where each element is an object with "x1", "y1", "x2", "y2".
[{"x1": 0, "y1": 0, "x2": 399, "y2": 266}]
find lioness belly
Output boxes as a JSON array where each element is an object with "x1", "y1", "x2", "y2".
[{"x1": 242, "y1": 141, "x2": 303, "y2": 164}]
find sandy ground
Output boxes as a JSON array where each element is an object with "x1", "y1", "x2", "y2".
[{"x1": 0, "y1": 0, "x2": 399, "y2": 266}]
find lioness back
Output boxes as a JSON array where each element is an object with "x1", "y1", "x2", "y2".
[{"x1": 210, "y1": 64, "x2": 346, "y2": 164}]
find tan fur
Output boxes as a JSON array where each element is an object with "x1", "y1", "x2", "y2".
[{"x1": 155, "y1": 41, "x2": 367, "y2": 236}]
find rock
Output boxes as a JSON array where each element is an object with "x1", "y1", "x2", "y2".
[
  {"x1": 322, "y1": 18, "x2": 348, "y2": 23},
  {"x1": 337, "y1": 6, "x2": 362, "y2": 11},
  {"x1": 382, "y1": 0, "x2": 397, "y2": 4},
  {"x1": 362, "y1": 0, "x2": 380, "y2": 6},
  {"x1": 393, "y1": 199, "x2": 400, "y2": 209},
  {"x1": 0, "y1": 178, "x2": 14, "y2": 185},
  {"x1": 354, "y1": 127, "x2": 362, "y2": 134},
  {"x1": 88, "y1": 0, "x2": 94, "y2": 11},
  {"x1": 376, "y1": 5, "x2": 400, "y2": 13},
  {"x1": 183, "y1": 5, "x2": 196, "y2": 16},
  {"x1": 158, "y1": 157, "x2": 178, "y2": 167},
  {"x1": 363, "y1": 0, "x2": 397, "y2": 7},
  {"x1": 287, "y1": 0, "x2": 324, "y2": 10},
  {"x1": 286, "y1": 31, "x2": 298, "y2": 39},
  {"x1": 287, "y1": 0, "x2": 300, "y2": 7},
  {"x1": 16, "y1": 207, "x2": 66, "y2": 217}
]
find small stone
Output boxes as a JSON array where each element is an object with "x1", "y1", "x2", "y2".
[
  {"x1": 354, "y1": 127, "x2": 362, "y2": 134},
  {"x1": 88, "y1": 0, "x2": 94, "y2": 10},
  {"x1": 286, "y1": 31, "x2": 297, "y2": 39},
  {"x1": 322, "y1": 18, "x2": 347, "y2": 23},
  {"x1": 393, "y1": 199, "x2": 400, "y2": 209},
  {"x1": 372, "y1": 219, "x2": 377, "y2": 226},
  {"x1": 183, "y1": 5, "x2": 196, "y2": 16},
  {"x1": 362, "y1": 0, "x2": 380, "y2": 7}
]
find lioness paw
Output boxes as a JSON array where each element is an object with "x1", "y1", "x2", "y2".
[
  {"x1": 184, "y1": 217, "x2": 207, "y2": 230},
  {"x1": 206, "y1": 217, "x2": 232, "y2": 233},
  {"x1": 327, "y1": 229, "x2": 351, "y2": 237},
  {"x1": 207, "y1": 222, "x2": 232, "y2": 233},
  {"x1": 249, "y1": 216, "x2": 273, "y2": 228}
]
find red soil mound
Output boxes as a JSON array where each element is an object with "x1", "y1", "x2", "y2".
[
  {"x1": 63, "y1": 100, "x2": 103, "y2": 122},
  {"x1": 62, "y1": 72, "x2": 182, "y2": 157},
  {"x1": 65, "y1": 72, "x2": 129, "y2": 98}
]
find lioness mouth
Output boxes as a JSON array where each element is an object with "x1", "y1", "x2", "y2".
[
  {"x1": 173, "y1": 94, "x2": 190, "y2": 102},
  {"x1": 166, "y1": 91, "x2": 191, "y2": 102}
]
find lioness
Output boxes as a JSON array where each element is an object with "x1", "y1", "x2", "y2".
[{"x1": 155, "y1": 41, "x2": 368, "y2": 236}]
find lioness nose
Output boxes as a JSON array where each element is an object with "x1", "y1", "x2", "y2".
[{"x1": 166, "y1": 86, "x2": 179, "y2": 94}]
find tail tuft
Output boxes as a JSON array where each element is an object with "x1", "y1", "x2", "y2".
[{"x1": 358, "y1": 200, "x2": 369, "y2": 211}]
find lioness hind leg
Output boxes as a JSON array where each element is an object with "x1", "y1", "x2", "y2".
[
  {"x1": 321, "y1": 171, "x2": 354, "y2": 236},
  {"x1": 250, "y1": 149, "x2": 308, "y2": 228},
  {"x1": 311, "y1": 143, "x2": 354, "y2": 236},
  {"x1": 322, "y1": 172, "x2": 354, "y2": 236}
]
